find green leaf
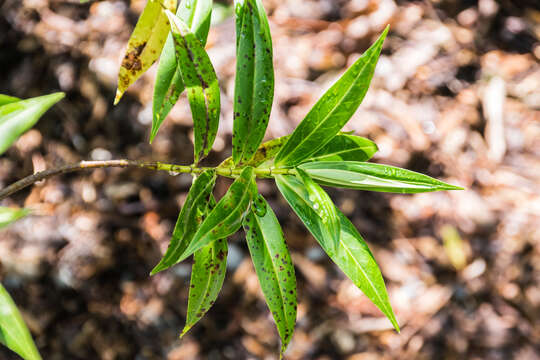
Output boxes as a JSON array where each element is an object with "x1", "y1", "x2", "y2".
[
  {"x1": 115, "y1": 0, "x2": 177, "y2": 105},
  {"x1": 299, "y1": 161, "x2": 464, "y2": 193},
  {"x1": 243, "y1": 195, "x2": 296, "y2": 356},
  {"x1": 0, "y1": 284, "x2": 42, "y2": 360},
  {"x1": 336, "y1": 212, "x2": 399, "y2": 331},
  {"x1": 181, "y1": 237, "x2": 227, "y2": 337},
  {"x1": 151, "y1": 169, "x2": 217, "y2": 275},
  {"x1": 151, "y1": 0, "x2": 213, "y2": 142},
  {"x1": 275, "y1": 175, "x2": 399, "y2": 331},
  {"x1": 219, "y1": 133, "x2": 375, "y2": 172},
  {"x1": 275, "y1": 27, "x2": 388, "y2": 167},
  {"x1": 0, "y1": 95, "x2": 19, "y2": 106},
  {"x1": 0, "y1": 207, "x2": 30, "y2": 229},
  {"x1": 295, "y1": 168, "x2": 340, "y2": 253},
  {"x1": 166, "y1": 10, "x2": 221, "y2": 164},
  {"x1": 219, "y1": 135, "x2": 290, "y2": 170},
  {"x1": 0, "y1": 92, "x2": 64, "y2": 155},
  {"x1": 232, "y1": 0, "x2": 274, "y2": 165},
  {"x1": 308, "y1": 134, "x2": 378, "y2": 162},
  {"x1": 177, "y1": 166, "x2": 257, "y2": 262}
]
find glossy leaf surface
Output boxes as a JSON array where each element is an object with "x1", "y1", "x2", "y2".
[
  {"x1": 0, "y1": 207, "x2": 30, "y2": 229},
  {"x1": 308, "y1": 134, "x2": 377, "y2": 162},
  {"x1": 295, "y1": 168, "x2": 340, "y2": 253},
  {"x1": 232, "y1": 0, "x2": 274, "y2": 165},
  {"x1": 181, "y1": 237, "x2": 227, "y2": 336},
  {"x1": 115, "y1": 0, "x2": 177, "y2": 104},
  {"x1": 0, "y1": 284, "x2": 41, "y2": 360},
  {"x1": 275, "y1": 175, "x2": 399, "y2": 331},
  {"x1": 167, "y1": 10, "x2": 221, "y2": 164},
  {"x1": 275, "y1": 27, "x2": 388, "y2": 167},
  {"x1": 0, "y1": 93, "x2": 64, "y2": 155},
  {"x1": 336, "y1": 212, "x2": 399, "y2": 331},
  {"x1": 178, "y1": 166, "x2": 256, "y2": 262},
  {"x1": 151, "y1": 0, "x2": 213, "y2": 142},
  {"x1": 151, "y1": 169, "x2": 217, "y2": 275},
  {"x1": 0, "y1": 95, "x2": 19, "y2": 106},
  {"x1": 300, "y1": 161, "x2": 463, "y2": 193},
  {"x1": 243, "y1": 196, "x2": 296, "y2": 356}
]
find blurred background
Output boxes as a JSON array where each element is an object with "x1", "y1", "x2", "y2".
[{"x1": 0, "y1": 0, "x2": 539, "y2": 359}]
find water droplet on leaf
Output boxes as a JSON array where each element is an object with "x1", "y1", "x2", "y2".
[{"x1": 253, "y1": 194, "x2": 267, "y2": 217}]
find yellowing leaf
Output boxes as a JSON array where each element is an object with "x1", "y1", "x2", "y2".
[{"x1": 114, "y1": 0, "x2": 177, "y2": 105}]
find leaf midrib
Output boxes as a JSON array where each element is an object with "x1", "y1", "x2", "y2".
[{"x1": 307, "y1": 168, "x2": 437, "y2": 189}]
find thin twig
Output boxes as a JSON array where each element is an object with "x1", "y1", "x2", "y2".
[
  {"x1": 0, "y1": 160, "x2": 158, "y2": 201},
  {"x1": 0, "y1": 159, "x2": 297, "y2": 201}
]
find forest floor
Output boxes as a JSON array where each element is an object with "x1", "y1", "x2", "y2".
[{"x1": 0, "y1": 0, "x2": 539, "y2": 359}]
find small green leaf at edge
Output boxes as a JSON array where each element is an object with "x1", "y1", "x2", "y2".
[
  {"x1": 274, "y1": 26, "x2": 388, "y2": 167},
  {"x1": 181, "y1": 237, "x2": 228, "y2": 337},
  {"x1": 151, "y1": 0, "x2": 213, "y2": 142},
  {"x1": 166, "y1": 10, "x2": 221, "y2": 164},
  {"x1": 275, "y1": 174, "x2": 399, "y2": 331},
  {"x1": 0, "y1": 95, "x2": 20, "y2": 106},
  {"x1": 299, "y1": 161, "x2": 464, "y2": 193},
  {"x1": 243, "y1": 195, "x2": 296, "y2": 356},
  {"x1": 0, "y1": 92, "x2": 64, "y2": 155},
  {"x1": 151, "y1": 169, "x2": 217, "y2": 275},
  {"x1": 0, "y1": 207, "x2": 30, "y2": 229},
  {"x1": 295, "y1": 168, "x2": 340, "y2": 253},
  {"x1": 232, "y1": 0, "x2": 274, "y2": 165},
  {"x1": 178, "y1": 166, "x2": 257, "y2": 262},
  {"x1": 0, "y1": 284, "x2": 42, "y2": 360}
]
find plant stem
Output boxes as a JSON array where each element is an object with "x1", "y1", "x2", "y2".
[{"x1": 0, "y1": 159, "x2": 296, "y2": 201}]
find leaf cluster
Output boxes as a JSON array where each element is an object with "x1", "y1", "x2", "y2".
[
  {"x1": 111, "y1": 0, "x2": 464, "y2": 356},
  {"x1": 0, "y1": 0, "x2": 465, "y2": 358}
]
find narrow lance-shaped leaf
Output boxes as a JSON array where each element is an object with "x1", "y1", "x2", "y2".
[
  {"x1": 0, "y1": 93, "x2": 64, "y2": 155},
  {"x1": 0, "y1": 284, "x2": 42, "y2": 360},
  {"x1": 275, "y1": 175, "x2": 399, "y2": 331},
  {"x1": 295, "y1": 168, "x2": 340, "y2": 253},
  {"x1": 299, "y1": 161, "x2": 464, "y2": 193},
  {"x1": 275, "y1": 27, "x2": 388, "y2": 167},
  {"x1": 115, "y1": 0, "x2": 177, "y2": 105},
  {"x1": 177, "y1": 166, "x2": 257, "y2": 262},
  {"x1": 151, "y1": 169, "x2": 217, "y2": 275},
  {"x1": 182, "y1": 237, "x2": 227, "y2": 337},
  {"x1": 0, "y1": 207, "x2": 30, "y2": 229},
  {"x1": 152, "y1": 0, "x2": 213, "y2": 142},
  {"x1": 243, "y1": 195, "x2": 296, "y2": 357},
  {"x1": 166, "y1": 10, "x2": 221, "y2": 164},
  {"x1": 232, "y1": 0, "x2": 274, "y2": 165}
]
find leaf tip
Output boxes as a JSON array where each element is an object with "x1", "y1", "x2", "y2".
[
  {"x1": 179, "y1": 325, "x2": 191, "y2": 338},
  {"x1": 445, "y1": 184, "x2": 465, "y2": 191},
  {"x1": 113, "y1": 90, "x2": 123, "y2": 105},
  {"x1": 150, "y1": 263, "x2": 165, "y2": 276}
]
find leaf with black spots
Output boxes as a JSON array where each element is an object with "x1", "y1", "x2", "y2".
[{"x1": 243, "y1": 195, "x2": 296, "y2": 357}]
